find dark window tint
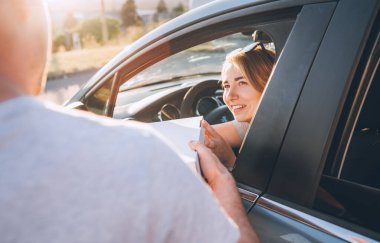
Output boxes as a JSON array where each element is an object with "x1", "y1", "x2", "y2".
[
  {"x1": 340, "y1": 72, "x2": 380, "y2": 189},
  {"x1": 312, "y1": 13, "x2": 380, "y2": 234},
  {"x1": 313, "y1": 62, "x2": 380, "y2": 234}
]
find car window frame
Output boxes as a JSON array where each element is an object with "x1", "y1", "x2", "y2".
[{"x1": 79, "y1": 3, "x2": 302, "y2": 117}]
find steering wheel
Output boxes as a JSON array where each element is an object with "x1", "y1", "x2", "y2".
[
  {"x1": 204, "y1": 105, "x2": 234, "y2": 125},
  {"x1": 180, "y1": 80, "x2": 221, "y2": 118},
  {"x1": 180, "y1": 80, "x2": 234, "y2": 124}
]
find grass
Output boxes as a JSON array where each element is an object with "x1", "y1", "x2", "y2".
[{"x1": 48, "y1": 45, "x2": 125, "y2": 80}]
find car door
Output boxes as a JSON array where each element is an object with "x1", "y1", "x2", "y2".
[{"x1": 235, "y1": 0, "x2": 380, "y2": 242}]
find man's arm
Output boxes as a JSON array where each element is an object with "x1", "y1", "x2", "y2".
[{"x1": 189, "y1": 141, "x2": 259, "y2": 243}]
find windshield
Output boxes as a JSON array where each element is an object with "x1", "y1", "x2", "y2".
[{"x1": 120, "y1": 33, "x2": 253, "y2": 91}]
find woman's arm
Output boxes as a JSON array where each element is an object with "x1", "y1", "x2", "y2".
[{"x1": 212, "y1": 121, "x2": 243, "y2": 147}]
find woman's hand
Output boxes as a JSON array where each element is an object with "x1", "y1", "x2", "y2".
[{"x1": 202, "y1": 120, "x2": 236, "y2": 169}]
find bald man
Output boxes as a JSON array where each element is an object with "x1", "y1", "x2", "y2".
[{"x1": 0, "y1": 1, "x2": 258, "y2": 243}]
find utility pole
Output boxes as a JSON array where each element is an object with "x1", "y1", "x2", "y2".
[{"x1": 100, "y1": 0, "x2": 109, "y2": 45}]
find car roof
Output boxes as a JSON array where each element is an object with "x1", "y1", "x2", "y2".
[{"x1": 189, "y1": 0, "x2": 215, "y2": 9}]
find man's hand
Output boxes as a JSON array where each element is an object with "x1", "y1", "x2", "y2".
[
  {"x1": 202, "y1": 120, "x2": 236, "y2": 169},
  {"x1": 189, "y1": 140, "x2": 233, "y2": 190},
  {"x1": 189, "y1": 141, "x2": 260, "y2": 243}
]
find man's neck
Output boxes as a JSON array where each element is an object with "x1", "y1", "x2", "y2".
[{"x1": 0, "y1": 75, "x2": 27, "y2": 102}]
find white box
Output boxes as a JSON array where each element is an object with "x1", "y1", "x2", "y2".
[{"x1": 149, "y1": 116, "x2": 204, "y2": 174}]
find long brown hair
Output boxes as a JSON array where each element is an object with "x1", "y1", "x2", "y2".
[{"x1": 226, "y1": 45, "x2": 275, "y2": 93}]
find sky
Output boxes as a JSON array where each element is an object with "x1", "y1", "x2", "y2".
[
  {"x1": 46, "y1": 0, "x2": 191, "y2": 32},
  {"x1": 46, "y1": 0, "x2": 189, "y2": 13}
]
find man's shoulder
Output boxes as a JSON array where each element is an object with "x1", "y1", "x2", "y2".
[
  {"x1": 46, "y1": 99, "x2": 192, "y2": 169},
  {"x1": 37, "y1": 98, "x2": 152, "y2": 139},
  {"x1": 5, "y1": 96, "x2": 173, "y2": 161},
  {"x1": 2, "y1": 96, "x2": 196, "y2": 180}
]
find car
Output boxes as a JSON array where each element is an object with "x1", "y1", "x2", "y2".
[{"x1": 65, "y1": 0, "x2": 380, "y2": 242}]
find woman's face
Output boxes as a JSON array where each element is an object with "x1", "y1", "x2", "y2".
[{"x1": 221, "y1": 62, "x2": 262, "y2": 123}]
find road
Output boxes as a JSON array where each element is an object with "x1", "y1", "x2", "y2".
[{"x1": 41, "y1": 70, "x2": 97, "y2": 105}]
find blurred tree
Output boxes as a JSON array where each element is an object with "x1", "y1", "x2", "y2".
[
  {"x1": 156, "y1": 0, "x2": 168, "y2": 14},
  {"x1": 154, "y1": 0, "x2": 169, "y2": 22},
  {"x1": 79, "y1": 17, "x2": 120, "y2": 44},
  {"x1": 171, "y1": 2, "x2": 186, "y2": 18},
  {"x1": 120, "y1": 0, "x2": 142, "y2": 27}
]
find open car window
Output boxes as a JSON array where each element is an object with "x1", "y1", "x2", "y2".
[
  {"x1": 119, "y1": 33, "x2": 254, "y2": 92},
  {"x1": 120, "y1": 33, "x2": 252, "y2": 91},
  {"x1": 113, "y1": 31, "x2": 277, "y2": 123}
]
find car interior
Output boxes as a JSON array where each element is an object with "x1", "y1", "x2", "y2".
[{"x1": 110, "y1": 28, "x2": 281, "y2": 127}]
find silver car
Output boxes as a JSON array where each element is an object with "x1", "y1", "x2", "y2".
[{"x1": 66, "y1": 0, "x2": 380, "y2": 241}]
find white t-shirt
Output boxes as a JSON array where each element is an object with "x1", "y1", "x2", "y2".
[{"x1": 0, "y1": 96, "x2": 239, "y2": 243}]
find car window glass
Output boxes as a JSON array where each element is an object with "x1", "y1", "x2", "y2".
[
  {"x1": 313, "y1": 59, "x2": 380, "y2": 234},
  {"x1": 340, "y1": 71, "x2": 380, "y2": 189},
  {"x1": 84, "y1": 75, "x2": 115, "y2": 116}
]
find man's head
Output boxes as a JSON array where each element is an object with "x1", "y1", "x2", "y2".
[{"x1": 0, "y1": 0, "x2": 51, "y2": 101}]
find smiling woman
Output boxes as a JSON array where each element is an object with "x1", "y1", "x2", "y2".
[{"x1": 203, "y1": 42, "x2": 275, "y2": 169}]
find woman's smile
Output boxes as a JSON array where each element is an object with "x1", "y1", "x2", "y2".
[{"x1": 230, "y1": 104, "x2": 247, "y2": 113}]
